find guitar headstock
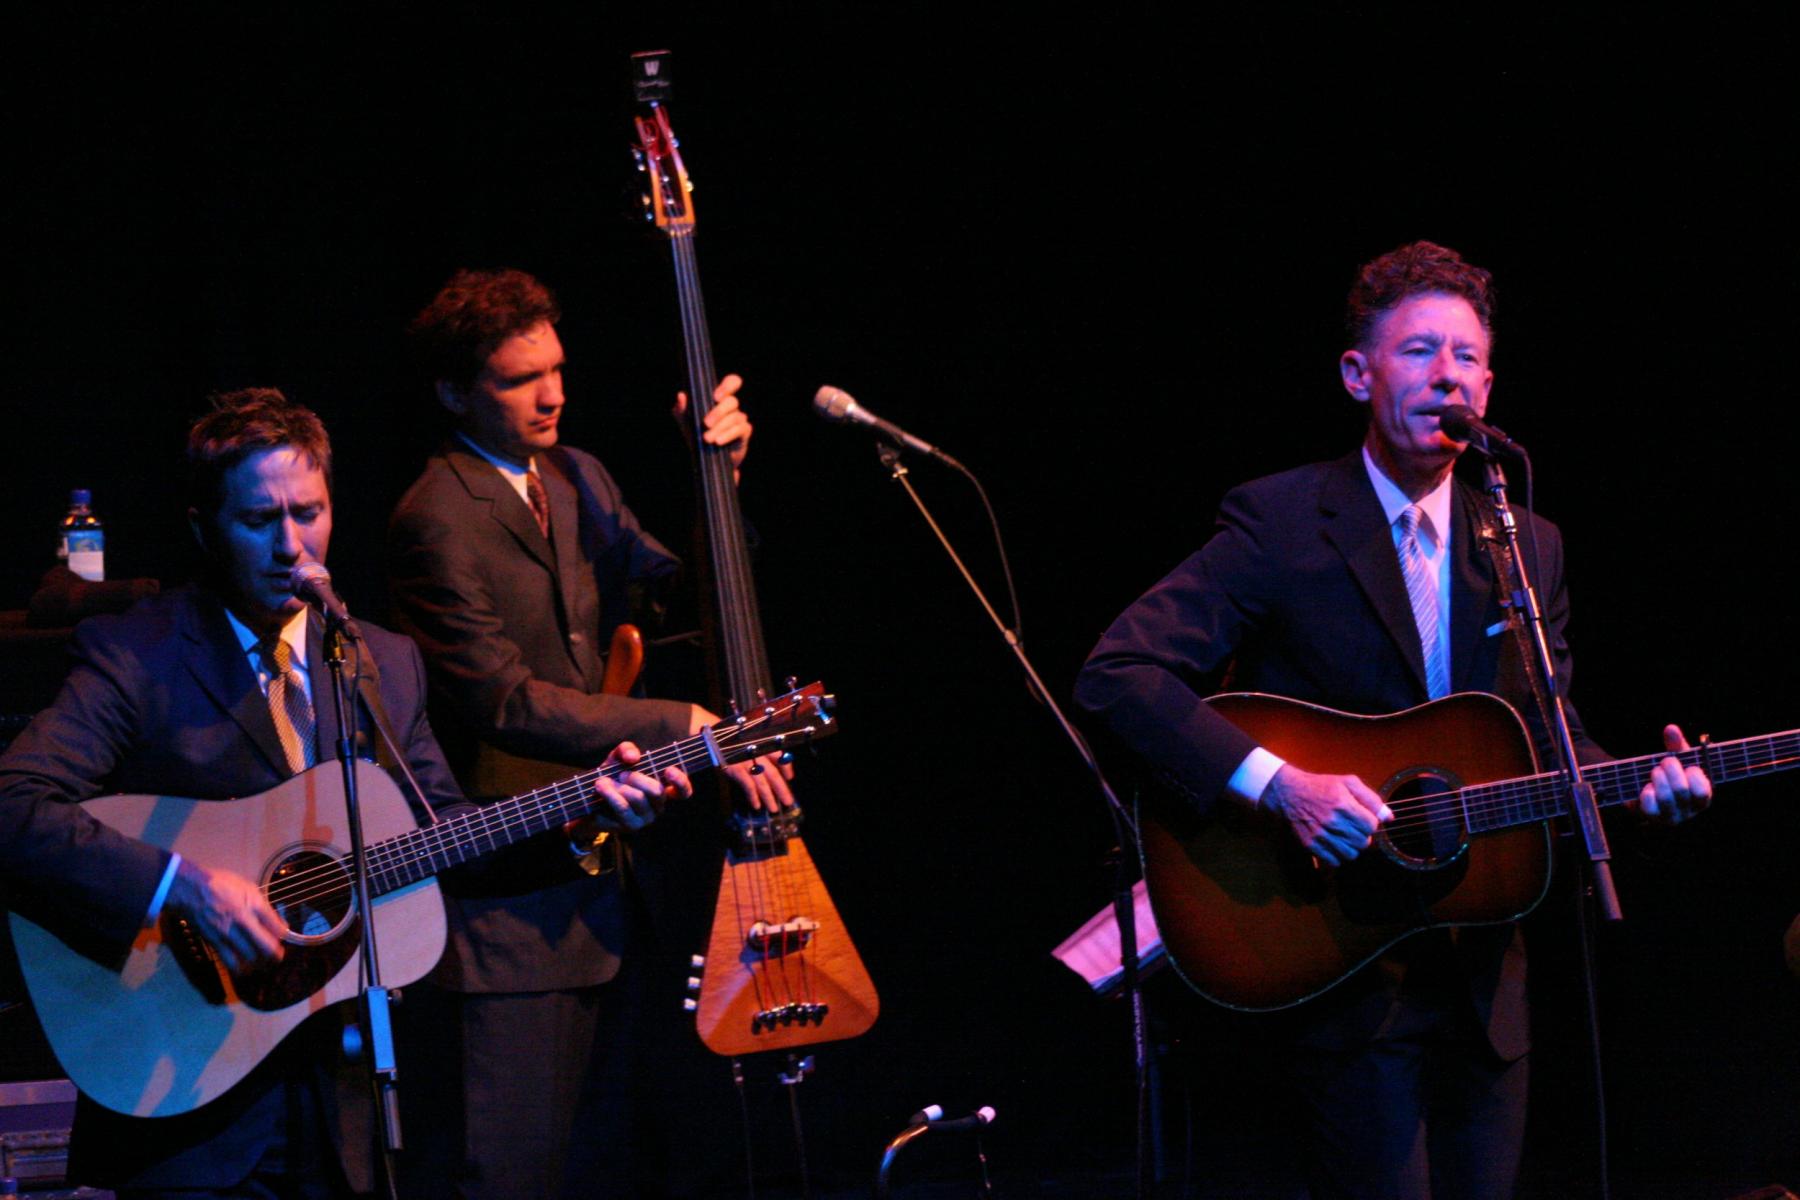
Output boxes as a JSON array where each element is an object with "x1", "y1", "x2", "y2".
[
  {"x1": 713, "y1": 682, "x2": 838, "y2": 765},
  {"x1": 631, "y1": 51, "x2": 695, "y2": 237}
]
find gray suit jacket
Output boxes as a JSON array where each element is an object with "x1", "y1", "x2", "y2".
[{"x1": 387, "y1": 440, "x2": 696, "y2": 992}]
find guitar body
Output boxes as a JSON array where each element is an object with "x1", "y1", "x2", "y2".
[
  {"x1": 696, "y1": 826, "x2": 879, "y2": 1056},
  {"x1": 7, "y1": 761, "x2": 445, "y2": 1117},
  {"x1": 600, "y1": 622, "x2": 645, "y2": 697},
  {"x1": 1142, "y1": 692, "x2": 1550, "y2": 1011}
]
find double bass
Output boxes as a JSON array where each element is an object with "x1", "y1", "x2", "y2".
[{"x1": 631, "y1": 53, "x2": 878, "y2": 1056}]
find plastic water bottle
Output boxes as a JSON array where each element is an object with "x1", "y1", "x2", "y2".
[{"x1": 59, "y1": 488, "x2": 105, "y2": 581}]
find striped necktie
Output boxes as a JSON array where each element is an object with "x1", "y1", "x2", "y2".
[
  {"x1": 1397, "y1": 504, "x2": 1450, "y2": 699},
  {"x1": 261, "y1": 637, "x2": 316, "y2": 774},
  {"x1": 525, "y1": 469, "x2": 552, "y2": 540}
]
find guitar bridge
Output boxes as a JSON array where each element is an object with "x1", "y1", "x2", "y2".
[
  {"x1": 164, "y1": 916, "x2": 228, "y2": 1006},
  {"x1": 752, "y1": 1001, "x2": 829, "y2": 1032},
  {"x1": 746, "y1": 917, "x2": 818, "y2": 956}
]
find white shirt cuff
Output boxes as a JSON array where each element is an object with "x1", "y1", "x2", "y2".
[
  {"x1": 1226, "y1": 748, "x2": 1286, "y2": 807},
  {"x1": 145, "y1": 851, "x2": 182, "y2": 925}
]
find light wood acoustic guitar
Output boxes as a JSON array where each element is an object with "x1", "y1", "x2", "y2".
[
  {"x1": 1143, "y1": 691, "x2": 1794, "y2": 1011},
  {"x1": 8, "y1": 683, "x2": 836, "y2": 1117}
]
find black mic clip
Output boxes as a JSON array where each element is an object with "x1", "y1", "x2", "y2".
[{"x1": 1441, "y1": 403, "x2": 1526, "y2": 460}]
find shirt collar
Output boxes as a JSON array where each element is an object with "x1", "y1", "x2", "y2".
[
  {"x1": 226, "y1": 605, "x2": 310, "y2": 673},
  {"x1": 1361, "y1": 444, "x2": 1454, "y2": 550},
  {"x1": 456, "y1": 431, "x2": 536, "y2": 481}
]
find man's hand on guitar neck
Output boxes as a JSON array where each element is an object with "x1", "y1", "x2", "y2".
[
  {"x1": 1631, "y1": 723, "x2": 1714, "y2": 826},
  {"x1": 1258, "y1": 766, "x2": 1395, "y2": 868},
  {"x1": 565, "y1": 741, "x2": 695, "y2": 845},
  {"x1": 692, "y1": 705, "x2": 797, "y2": 814},
  {"x1": 165, "y1": 859, "x2": 289, "y2": 974}
]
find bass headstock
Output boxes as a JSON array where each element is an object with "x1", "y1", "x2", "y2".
[{"x1": 630, "y1": 50, "x2": 695, "y2": 236}]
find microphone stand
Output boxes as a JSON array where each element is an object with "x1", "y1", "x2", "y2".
[
  {"x1": 1469, "y1": 445, "x2": 1620, "y2": 914},
  {"x1": 321, "y1": 618, "x2": 404, "y2": 1200},
  {"x1": 1468, "y1": 440, "x2": 1618, "y2": 1198},
  {"x1": 874, "y1": 442, "x2": 1153, "y2": 1200}
]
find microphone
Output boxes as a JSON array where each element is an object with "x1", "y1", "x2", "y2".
[
  {"x1": 907, "y1": 1103, "x2": 997, "y2": 1131},
  {"x1": 289, "y1": 563, "x2": 361, "y2": 638},
  {"x1": 1440, "y1": 404, "x2": 1526, "y2": 457},
  {"x1": 813, "y1": 386, "x2": 962, "y2": 468}
]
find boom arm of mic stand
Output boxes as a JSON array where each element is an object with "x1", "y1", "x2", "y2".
[
  {"x1": 874, "y1": 443, "x2": 1134, "y2": 841},
  {"x1": 1476, "y1": 452, "x2": 1621, "y2": 921},
  {"x1": 875, "y1": 442, "x2": 1153, "y2": 1199}
]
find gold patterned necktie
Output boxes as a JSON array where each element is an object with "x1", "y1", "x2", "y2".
[
  {"x1": 525, "y1": 469, "x2": 552, "y2": 540},
  {"x1": 261, "y1": 637, "x2": 316, "y2": 774}
]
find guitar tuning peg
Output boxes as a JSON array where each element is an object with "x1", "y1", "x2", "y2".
[
  {"x1": 682, "y1": 998, "x2": 698, "y2": 1013},
  {"x1": 689, "y1": 954, "x2": 706, "y2": 970},
  {"x1": 728, "y1": 699, "x2": 744, "y2": 725},
  {"x1": 778, "y1": 751, "x2": 794, "y2": 766},
  {"x1": 748, "y1": 762, "x2": 764, "y2": 775},
  {"x1": 784, "y1": 675, "x2": 799, "y2": 691},
  {"x1": 756, "y1": 688, "x2": 768, "y2": 706}
]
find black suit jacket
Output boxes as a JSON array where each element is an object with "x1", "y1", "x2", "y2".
[
  {"x1": 1075, "y1": 451, "x2": 1605, "y2": 1058},
  {"x1": 0, "y1": 586, "x2": 461, "y2": 1191},
  {"x1": 387, "y1": 440, "x2": 696, "y2": 992}
]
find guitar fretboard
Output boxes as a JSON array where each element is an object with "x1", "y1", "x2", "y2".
[
  {"x1": 363, "y1": 735, "x2": 711, "y2": 895},
  {"x1": 1460, "y1": 730, "x2": 1800, "y2": 834}
]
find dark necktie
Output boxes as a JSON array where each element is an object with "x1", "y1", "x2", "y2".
[{"x1": 525, "y1": 469, "x2": 552, "y2": 541}]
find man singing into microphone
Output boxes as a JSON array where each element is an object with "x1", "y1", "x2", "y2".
[
  {"x1": 1076, "y1": 241, "x2": 1712, "y2": 1198},
  {"x1": 0, "y1": 388, "x2": 683, "y2": 1197}
]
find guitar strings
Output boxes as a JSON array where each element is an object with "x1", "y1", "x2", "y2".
[
  {"x1": 263, "y1": 723, "x2": 748, "y2": 908},
  {"x1": 1330, "y1": 731, "x2": 1800, "y2": 847},
  {"x1": 670, "y1": 226, "x2": 820, "y2": 1022},
  {"x1": 261, "y1": 701, "x2": 811, "y2": 910}
]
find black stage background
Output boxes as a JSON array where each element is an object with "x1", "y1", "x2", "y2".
[{"x1": 8, "y1": 8, "x2": 1798, "y2": 1198}]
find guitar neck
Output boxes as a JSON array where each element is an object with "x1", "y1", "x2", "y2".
[
  {"x1": 363, "y1": 733, "x2": 717, "y2": 897},
  {"x1": 1464, "y1": 729, "x2": 1800, "y2": 834}
]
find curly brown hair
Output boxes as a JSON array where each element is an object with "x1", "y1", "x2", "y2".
[
  {"x1": 409, "y1": 268, "x2": 562, "y2": 388},
  {"x1": 186, "y1": 388, "x2": 332, "y2": 517},
  {"x1": 1345, "y1": 241, "x2": 1495, "y2": 351}
]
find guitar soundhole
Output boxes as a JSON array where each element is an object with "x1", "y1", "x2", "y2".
[
  {"x1": 1376, "y1": 768, "x2": 1470, "y2": 870},
  {"x1": 266, "y1": 847, "x2": 355, "y2": 947}
]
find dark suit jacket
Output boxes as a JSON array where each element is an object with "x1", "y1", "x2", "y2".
[
  {"x1": 1075, "y1": 451, "x2": 1605, "y2": 1059},
  {"x1": 387, "y1": 440, "x2": 696, "y2": 992},
  {"x1": 0, "y1": 586, "x2": 461, "y2": 1191}
]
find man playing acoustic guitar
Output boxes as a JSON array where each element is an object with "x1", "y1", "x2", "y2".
[
  {"x1": 0, "y1": 389, "x2": 685, "y2": 1198},
  {"x1": 1075, "y1": 241, "x2": 1711, "y2": 1199}
]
